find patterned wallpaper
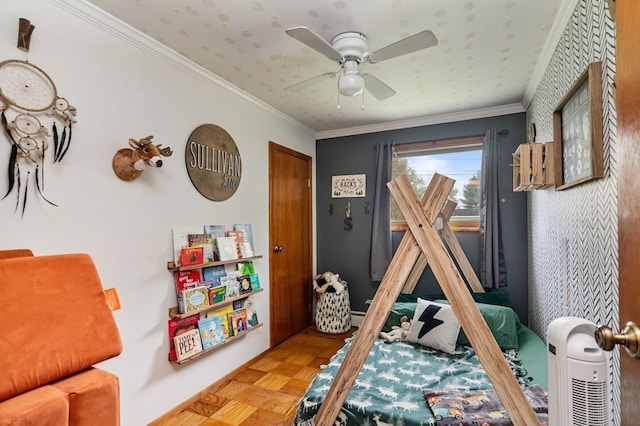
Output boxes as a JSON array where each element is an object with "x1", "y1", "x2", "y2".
[{"x1": 526, "y1": 0, "x2": 618, "y2": 423}]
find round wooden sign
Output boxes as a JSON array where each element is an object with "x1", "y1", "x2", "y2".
[{"x1": 185, "y1": 124, "x2": 241, "y2": 201}]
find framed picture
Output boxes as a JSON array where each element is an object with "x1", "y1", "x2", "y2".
[{"x1": 553, "y1": 61, "x2": 604, "y2": 190}]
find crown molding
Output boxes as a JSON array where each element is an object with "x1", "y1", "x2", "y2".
[
  {"x1": 47, "y1": 0, "x2": 311, "y2": 133},
  {"x1": 522, "y1": 0, "x2": 580, "y2": 109},
  {"x1": 315, "y1": 103, "x2": 526, "y2": 140}
]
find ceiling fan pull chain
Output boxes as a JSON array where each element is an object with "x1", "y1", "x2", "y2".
[
  {"x1": 361, "y1": 91, "x2": 365, "y2": 110},
  {"x1": 337, "y1": 79, "x2": 341, "y2": 110}
]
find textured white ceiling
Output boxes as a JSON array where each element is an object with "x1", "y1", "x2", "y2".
[{"x1": 83, "y1": 0, "x2": 571, "y2": 136}]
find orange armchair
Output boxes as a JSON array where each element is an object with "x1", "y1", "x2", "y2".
[{"x1": 0, "y1": 253, "x2": 123, "y2": 425}]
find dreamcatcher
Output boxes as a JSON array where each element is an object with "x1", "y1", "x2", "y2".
[{"x1": 0, "y1": 58, "x2": 78, "y2": 215}]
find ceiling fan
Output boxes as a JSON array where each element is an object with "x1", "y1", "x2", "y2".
[{"x1": 284, "y1": 26, "x2": 438, "y2": 101}]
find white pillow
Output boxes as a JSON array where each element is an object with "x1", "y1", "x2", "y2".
[{"x1": 405, "y1": 298, "x2": 461, "y2": 353}]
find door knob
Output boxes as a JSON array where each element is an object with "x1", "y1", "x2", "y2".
[
  {"x1": 594, "y1": 321, "x2": 640, "y2": 359},
  {"x1": 273, "y1": 245, "x2": 283, "y2": 253}
]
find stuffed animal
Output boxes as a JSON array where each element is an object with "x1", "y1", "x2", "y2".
[
  {"x1": 313, "y1": 271, "x2": 345, "y2": 294},
  {"x1": 379, "y1": 315, "x2": 411, "y2": 343}
]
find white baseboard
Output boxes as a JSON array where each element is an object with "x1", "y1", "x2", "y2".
[{"x1": 351, "y1": 311, "x2": 366, "y2": 328}]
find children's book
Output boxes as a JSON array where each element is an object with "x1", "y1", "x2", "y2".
[
  {"x1": 198, "y1": 316, "x2": 225, "y2": 349},
  {"x1": 168, "y1": 313, "x2": 200, "y2": 361},
  {"x1": 233, "y1": 224, "x2": 253, "y2": 245},
  {"x1": 188, "y1": 233, "x2": 215, "y2": 264},
  {"x1": 238, "y1": 275, "x2": 252, "y2": 295},
  {"x1": 173, "y1": 328, "x2": 203, "y2": 361},
  {"x1": 172, "y1": 225, "x2": 204, "y2": 266},
  {"x1": 216, "y1": 236, "x2": 239, "y2": 261},
  {"x1": 181, "y1": 246, "x2": 204, "y2": 266},
  {"x1": 226, "y1": 230, "x2": 245, "y2": 258},
  {"x1": 204, "y1": 225, "x2": 226, "y2": 261},
  {"x1": 206, "y1": 306, "x2": 233, "y2": 338},
  {"x1": 221, "y1": 276, "x2": 240, "y2": 298},
  {"x1": 249, "y1": 274, "x2": 261, "y2": 291},
  {"x1": 245, "y1": 295, "x2": 259, "y2": 327},
  {"x1": 236, "y1": 261, "x2": 254, "y2": 276},
  {"x1": 202, "y1": 265, "x2": 226, "y2": 286},
  {"x1": 177, "y1": 286, "x2": 209, "y2": 313},
  {"x1": 229, "y1": 309, "x2": 248, "y2": 335},
  {"x1": 174, "y1": 270, "x2": 202, "y2": 295},
  {"x1": 208, "y1": 286, "x2": 226, "y2": 304},
  {"x1": 239, "y1": 242, "x2": 254, "y2": 258}
]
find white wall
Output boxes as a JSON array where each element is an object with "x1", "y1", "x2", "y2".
[{"x1": 0, "y1": 1, "x2": 316, "y2": 424}]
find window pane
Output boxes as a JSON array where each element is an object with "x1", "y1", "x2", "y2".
[{"x1": 391, "y1": 146, "x2": 482, "y2": 222}]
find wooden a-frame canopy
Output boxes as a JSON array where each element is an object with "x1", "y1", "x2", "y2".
[{"x1": 313, "y1": 173, "x2": 538, "y2": 426}]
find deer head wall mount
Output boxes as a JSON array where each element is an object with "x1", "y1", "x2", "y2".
[{"x1": 112, "y1": 135, "x2": 173, "y2": 181}]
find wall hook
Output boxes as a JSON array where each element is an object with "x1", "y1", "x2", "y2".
[
  {"x1": 328, "y1": 203, "x2": 333, "y2": 215},
  {"x1": 17, "y1": 18, "x2": 35, "y2": 52},
  {"x1": 364, "y1": 201, "x2": 371, "y2": 214}
]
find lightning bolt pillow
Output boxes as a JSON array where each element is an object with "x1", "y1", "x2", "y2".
[{"x1": 405, "y1": 298, "x2": 461, "y2": 353}]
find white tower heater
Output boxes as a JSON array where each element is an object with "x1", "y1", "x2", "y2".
[{"x1": 547, "y1": 317, "x2": 610, "y2": 426}]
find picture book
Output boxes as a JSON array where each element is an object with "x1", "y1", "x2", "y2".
[
  {"x1": 204, "y1": 224, "x2": 226, "y2": 239},
  {"x1": 177, "y1": 286, "x2": 209, "y2": 313},
  {"x1": 233, "y1": 224, "x2": 253, "y2": 245},
  {"x1": 239, "y1": 242, "x2": 254, "y2": 258},
  {"x1": 172, "y1": 225, "x2": 204, "y2": 266},
  {"x1": 168, "y1": 313, "x2": 200, "y2": 361},
  {"x1": 216, "y1": 236, "x2": 239, "y2": 261},
  {"x1": 236, "y1": 261, "x2": 254, "y2": 276},
  {"x1": 174, "y1": 270, "x2": 202, "y2": 294},
  {"x1": 250, "y1": 273, "x2": 261, "y2": 291},
  {"x1": 208, "y1": 286, "x2": 226, "y2": 304},
  {"x1": 198, "y1": 315, "x2": 225, "y2": 350},
  {"x1": 226, "y1": 230, "x2": 245, "y2": 258},
  {"x1": 188, "y1": 233, "x2": 215, "y2": 264},
  {"x1": 221, "y1": 276, "x2": 240, "y2": 298},
  {"x1": 173, "y1": 328, "x2": 203, "y2": 361},
  {"x1": 245, "y1": 295, "x2": 259, "y2": 327},
  {"x1": 238, "y1": 275, "x2": 252, "y2": 295},
  {"x1": 202, "y1": 265, "x2": 226, "y2": 286},
  {"x1": 181, "y1": 246, "x2": 204, "y2": 266},
  {"x1": 206, "y1": 306, "x2": 233, "y2": 338},
  {"x1": 229, "y1": 309, "x2": 248, "y2": 336},
  {"x1": 232, "y1": 298, "x2": 245, "y2": 310}
]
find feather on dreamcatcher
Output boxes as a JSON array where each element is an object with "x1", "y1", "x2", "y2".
[{"x1": 0, "y1": 59, "x2": 77, "y2": 215}]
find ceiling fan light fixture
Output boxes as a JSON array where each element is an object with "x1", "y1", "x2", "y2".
[
  {"x1": 338, "y1": 60, "x2": 364, "y2": 96},
  {"x1": 339, "y1": 73, "x2": 364, "y2": 96}
]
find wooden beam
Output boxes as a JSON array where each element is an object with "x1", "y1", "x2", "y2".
[
  {"x1": 439, "y1": 200, "x2": 485, "y2": 293},
  {"x1": 313, "y1": 174, "x2": 454, "y2": 425},
  {"x1": 389, "y1": 175, "x2": 538, "y2": 426}
]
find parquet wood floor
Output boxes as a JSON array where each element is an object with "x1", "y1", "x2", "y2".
[{"x1": 149, "y1": 326, "x2": 356, "y2": 426}]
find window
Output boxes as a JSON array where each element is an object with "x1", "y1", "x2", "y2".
[{"x1": 391, "y1": 136, "x2": 483, "y2": 232}]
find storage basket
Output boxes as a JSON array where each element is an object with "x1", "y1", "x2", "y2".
[{"x1": 315, "y1": 281, "x2": 351, "y2": 334}]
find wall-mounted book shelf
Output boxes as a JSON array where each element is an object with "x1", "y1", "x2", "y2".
[
  {"x1": 167, "y1": 255, "x2": 263, "y2": 272},
  {"x1": 173, "y1": 323, "x2": 264, "y2": 365},
  {"x1": 168, "y1": 288, "x2": 263, "y2": 319}
]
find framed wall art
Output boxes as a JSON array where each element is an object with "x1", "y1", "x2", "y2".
[{"x1": 553, "y1": 61, "x2": 604, "y2": 190}]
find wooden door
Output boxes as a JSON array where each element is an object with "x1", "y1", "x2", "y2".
[
  {"x1": 269, "y1": 142, "x2": 313, "y2": 347},
  {"x1": 617, "y1": 0, "x2": 640, "y2": 423}
]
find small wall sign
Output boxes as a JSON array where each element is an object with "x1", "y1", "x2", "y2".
[
  {"x1": 185, "y1": 124, "x2": 241, "y2": 201},
  {"x1": 332, "y1": 174, "x2": 366, "y2": 198}
]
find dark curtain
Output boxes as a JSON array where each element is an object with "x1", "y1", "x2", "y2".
[
  {"x1": 479, "y1": 129, "x2": 508, "y2": 288},
  {"x1": 369, "y1": 142, "x2": 393, "y2": 282}
]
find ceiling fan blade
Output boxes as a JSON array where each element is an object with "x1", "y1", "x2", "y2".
[
  {"x1": 362, "y1": 73, "x2": 396, "y2": 100},
  {"x1": 286, "y1": 26, "x2": 343, "y2": 62},
  {"x1": 368, "y1": 30, "x2": 438, "y2": 63},
  {"x1": 284, "y1": 72, "x2": 337, "y2": 92}
]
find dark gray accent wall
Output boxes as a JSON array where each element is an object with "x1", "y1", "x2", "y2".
[{"x1": 316, "y1": 113, "x2": 530, "y2": 324}]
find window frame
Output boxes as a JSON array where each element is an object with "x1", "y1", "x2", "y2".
[{"x1": 391, "y1": 135, "x2": 484, "y2": 232}]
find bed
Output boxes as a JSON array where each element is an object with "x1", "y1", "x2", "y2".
[{"x1": 293, "y1": 293, "x2": 548, "y2": 426}]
